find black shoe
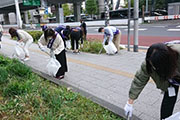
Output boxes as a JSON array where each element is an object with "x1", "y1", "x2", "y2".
[{"x1": 55, "y1": 75, "x2": 64, "y2": 80}]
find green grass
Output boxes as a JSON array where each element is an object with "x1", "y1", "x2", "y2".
[
  {"x1": 80, "y1": 41, "x2": 106, "y2": 54},
  {"x1": 0, "y1": 55, "x2": 124, "y2": 120}
]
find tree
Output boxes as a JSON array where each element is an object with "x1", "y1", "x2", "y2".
[
  {"x1": 85, "y1": 0, "x2": 97, "y2": 17},
  {"x1": 62, "y1": 4, "x2": 72, "y2": 16}
]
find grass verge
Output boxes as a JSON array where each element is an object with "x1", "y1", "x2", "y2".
[{"x1": 0, "y1": 55, "x2": 124, "y2": 120}]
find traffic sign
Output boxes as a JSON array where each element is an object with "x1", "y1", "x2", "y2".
[
  {"x1": 44, "y1": 8, "x2": 48, "y2": 14},
  {"x1": 23, "y1": 0, "x2": 41, "y2": 6}
]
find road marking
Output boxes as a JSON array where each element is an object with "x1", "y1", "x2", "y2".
[
  {"x1": 151, "y1": 26, "x2": 165, "y2": 28},
  {"x1": 176, "y1": 25, "x2": 180, "y2": 28},
  {"x1": 118, "y1": 26, "x2": 128, "y2": 28},
  {"x1": 124, "y1": 28, "x2": 147, "y2": 31},
  {"x1": 167, "y1": 29, "x2": 180, "y2": 31}
]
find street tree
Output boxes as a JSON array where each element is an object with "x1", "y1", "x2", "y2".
[
  {"x1": 85, "y1": 0, "x2": 97, "y2": 17},
  {"x1": 62, "y1": 4, "x2": 72, "y2": 16}
]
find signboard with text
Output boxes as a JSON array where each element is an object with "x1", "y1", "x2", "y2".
[{"x1": 23, "y1": 0, "x2": 41, "y2": 6}]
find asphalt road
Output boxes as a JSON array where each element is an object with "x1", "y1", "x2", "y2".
[{"x1": 87, "y1": 23, "x2": 180, "y2": 46}]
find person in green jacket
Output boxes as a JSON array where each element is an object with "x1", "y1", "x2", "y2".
[{"x1": 124, "y1": 42, "x2": 180, "y2": 119}]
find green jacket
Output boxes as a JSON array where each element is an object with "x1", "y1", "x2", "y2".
[{"x1": 129, "y1": 43, "x2": 180, "y2": 100}]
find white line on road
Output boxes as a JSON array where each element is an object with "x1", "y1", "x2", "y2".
[
  {"x1": 167, "y1": 29, "x2": 180, "y2": 31},
  {"x1": 151, "y1": 26, "x2": 165, "y2": 28},
  {"x1": 124, "y1": 28, "x2": 147, "y2": 31}
]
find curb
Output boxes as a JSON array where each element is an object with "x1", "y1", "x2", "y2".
[{"x1": 31, "y1": 67, "x2": 141, "y2": 120}]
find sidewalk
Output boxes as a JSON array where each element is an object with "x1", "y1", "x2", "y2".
[{"x1": 0, "y1": 35, "x2": 180, "y2": 120}]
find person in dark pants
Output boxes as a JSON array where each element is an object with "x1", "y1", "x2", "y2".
[
  {"x1": 38, "y1": 28, "x2": 68, "y2": 79},
  {"x1": 80, "y1": 19, "x2": 87, "y2": 41},
  {"x1": 70, "y1": 27, "x2": 83, "y2": 53},
  {"x1": 124, "y1": 42, "x2": 180, "y2": 119}
]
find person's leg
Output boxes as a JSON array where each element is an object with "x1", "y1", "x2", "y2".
[
  {"x1": 71, "y1": 37, "x2": 75, "y2": 50},
  {"x1": 23, "y1": 39, "x2": 33, "y2": 60},
  {"x1": 113, "y1": 32, "x2": 121, "y2": 51},
  {"x1": 160, "y1": 85, "x2": 179, "y2": 119},
  {"x1": 55, "y1": 50, "x2": 68, "y2": 78},
  {"x1": 76, "y1": 39, "x2": 79, "y2": 50}
]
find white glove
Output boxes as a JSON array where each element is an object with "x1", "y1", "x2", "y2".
[
  {"x1": 124, "y1": 101, "x2": 133, "y2": 117},
  {"x1": 50, "y1": 51, "x2": 55, "y2": 58},
  {"x1": 40, "y1": 47, "x2": 46, "y2": 52}
]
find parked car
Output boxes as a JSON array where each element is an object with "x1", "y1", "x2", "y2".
[{"x1": 65, "y1": 15, "x2": 75, "y2": 22}]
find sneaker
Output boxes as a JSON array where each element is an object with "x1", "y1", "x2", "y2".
[{"x1": 23, "y1": 57, "x2": 30, "y2": 61}]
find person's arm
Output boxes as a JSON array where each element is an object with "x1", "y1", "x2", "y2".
[
  {"x1": 16, "y1": 31, "x2": 24, "y2": 42},
  {"x1": 129, "y1": 61, "x2": 150, "y2": 100},
  {"x1": 38, "y1": 34, "x2": 46, "y2": 49},
  {"x1": 53, "y1": 34, "x2": 65, "y2": 55},
  {"x1": 104, "y1": 28, "x2": 113, "y2": 42},
  {"x1": 124, "y1": 61, "x2": 150, "y2": 117}
]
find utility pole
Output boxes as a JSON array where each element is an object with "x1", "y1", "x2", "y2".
[
  {"x1": 127, "y1": 0, "x2": 131, "y2": 51},
  {"x1": 146, "y1": 0, "x2": 148, "y2": 13},
  {"x1": 133, "y1": 0, "x2": 139, "y2": 52},
  {"x1": 104, "y1": 0, "x2": 110, "y2": 26},
  {"x1": 15, "y1": 0, "x2": 22, "y2": 28}
]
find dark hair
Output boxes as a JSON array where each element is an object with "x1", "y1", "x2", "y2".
[
  {"x1": 98, "y1": 27, "x2": 104, "y2": 32},
  {"x1": 66, "y1": 25, "x2": 70, "y2": 30},
  {"x1": 9, "y1": 27, "x2": 17, "y2": 38},
  {"x1": 146, "y1": 43, "x2": 178, "y2": 80},
  {"x1": 44, "y1": 28, "x2": 56, "y2": 42}
]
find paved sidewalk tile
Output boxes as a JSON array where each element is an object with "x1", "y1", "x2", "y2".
[{"x1": 0, "y1": 35, "x2": 180, "y2": 120}]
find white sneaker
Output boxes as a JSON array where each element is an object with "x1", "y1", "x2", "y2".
[{"x1": 23, "y1": 57, "x2": 30, "y2": 61}]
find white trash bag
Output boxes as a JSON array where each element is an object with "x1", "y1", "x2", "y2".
[
  {"x1": 103, "y1": 41, "x2": 117, "y2": 55},
  {"x1": 66, "y1": 40, "x2": 71, "y2": 49},
  {"x1": 12, "y1": 43, "x2": 24, "y2": 59},
  {"x1": 165, "y1": 112, "x2": 180, "y2": 120},
  {"x1": 46, "y1": 57, "x2": 61, "y2": 77}
]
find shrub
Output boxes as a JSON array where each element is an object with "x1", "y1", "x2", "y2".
[
  {"x1": 80, "y1": 41, "x2": 106, "y2": 54},
  {"x1": 27, "y1": 31, "x2": 43, "y2": 42},
  {"x1": 7, "y1": 59, "x2": 32, "y2": 78},
  {"x1": 0, "y1": 67, "x2": 9, "y2": 84}
]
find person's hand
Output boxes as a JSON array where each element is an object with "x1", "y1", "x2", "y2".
[
  {"x1": 40, "y1": 47, "x2": 46, "y2": 52},
  {"x1": 124, "y1": 101, "x2": 133, "y2": 117},
  {"x1": 50, "y1": 51, "x2": 55, "y2": 58}
]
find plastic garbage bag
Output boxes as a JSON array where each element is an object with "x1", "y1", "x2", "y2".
[
  {"x1": 46, "y1": 57, "x2": 61, "y2": 77},
  {"x1": 165, "y1": 112, "x2": 180, "y2": 120},
  {"x1": 13, "y1": 43, "x2": 24, "y2": 58},
  {"x1": 66, "y1": 40, "x2": 71, "y2": 49},
  {"x1": 103, "y1": 41, "x2": 117, "y2": 55}
]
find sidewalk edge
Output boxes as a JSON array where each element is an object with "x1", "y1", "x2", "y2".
[{"x1": 31, "y1": 68, "x2": 141, "y2": 120}]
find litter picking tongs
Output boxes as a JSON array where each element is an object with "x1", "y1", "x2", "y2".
[{"x1": 126, "y1": 112, "x2": 131, "y2": 120}]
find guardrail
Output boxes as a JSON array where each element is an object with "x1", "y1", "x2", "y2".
[{"x1": 144, "y1": 15, "x2": 180, "y2": 21}]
